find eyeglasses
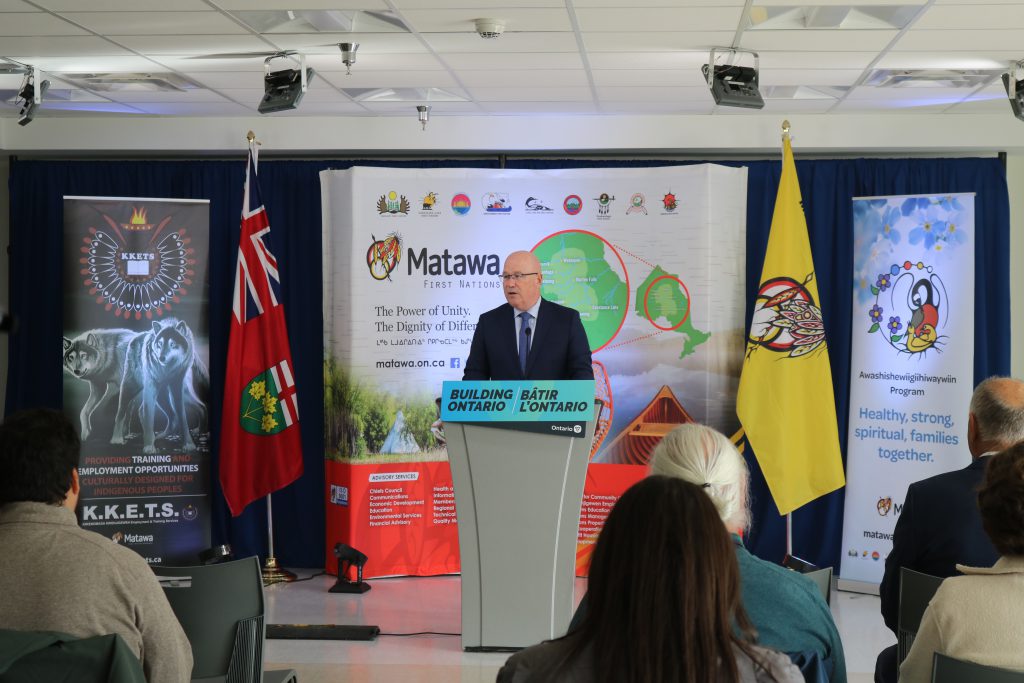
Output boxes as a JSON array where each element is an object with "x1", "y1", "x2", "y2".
[{"x1": 498, "y1": 272, "x2": 538, "y2": 283}]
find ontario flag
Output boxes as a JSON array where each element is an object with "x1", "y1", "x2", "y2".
[{"x1": 219, "y1": 145, "x2": 303, "y2": 516}]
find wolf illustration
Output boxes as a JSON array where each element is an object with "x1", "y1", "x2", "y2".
[
  {"x1": 111, "y1": 318, "x2": 208, "y2": 453},
  {"x1": 63, "y1": 328, "x2": 136, "y2": 440}
]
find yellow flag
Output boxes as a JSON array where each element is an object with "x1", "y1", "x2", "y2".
[{"x1": 736, "y1": 133, "x2": 845, "y2": 515}]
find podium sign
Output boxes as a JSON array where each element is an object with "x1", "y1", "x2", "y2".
[
  {"x1": 444, "y1": 380, "x2": 596, "y2": 650},
  {"x1": 441, "y1": 380, "x2": 595, "y2": 437}
]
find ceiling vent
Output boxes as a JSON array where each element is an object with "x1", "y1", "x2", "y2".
[
  {"x1": 865, "y1": 69, "x2": 1003, "y2": 89},
  {"x1": 54, "y1": 72, "x2": 203, "y2": 92}
]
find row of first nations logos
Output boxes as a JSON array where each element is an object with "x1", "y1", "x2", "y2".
[
  {"x1": 376, "y1": 190, "x2": 682, "y2": 218},
  {"x1": 847, "y1": 495, "x2": 903, "y2": 563}
]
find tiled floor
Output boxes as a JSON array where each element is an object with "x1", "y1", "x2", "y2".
[{"x1": 264, "y1": 572, "x2": 893, "y2": 683}]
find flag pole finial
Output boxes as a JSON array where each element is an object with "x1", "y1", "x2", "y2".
[
  {"x1": 781, "y1": 120, "x2": 791, "y2": 139},
  {"x1": 246, "y1": 130, "x2": 256, "y2": 142}
]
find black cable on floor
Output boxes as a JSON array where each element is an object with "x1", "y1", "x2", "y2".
[
  {"x1": 378, "y1": 631, "x2": 461, "y2": 637},
  {"x1": 285, "y1": 570, "x2": 327, "y2": 583}
]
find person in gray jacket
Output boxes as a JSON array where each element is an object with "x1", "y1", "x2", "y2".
[
  {"x1": 0, "y1": 408, "x2": 192, "y2": 683},
  {"x1": 497, "y1": 475, "x2": 801, "y2": 683}
]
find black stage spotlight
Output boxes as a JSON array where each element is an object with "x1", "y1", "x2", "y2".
[
  {"x1": 258, "y1": 52, "x2": 315, "y2": 114},
  {"x1": 1002, "y1": 62, "x2": 1024, "y2": 122},
  {"x1": 702, "y1": 48, "x2": 764, "y2": 110},
  {"x1": 330, "y1": 542, "x2": 371, "y2": 593},
  {"x1": 17, "y1": 67, "x2": 49, "y2": 126}
]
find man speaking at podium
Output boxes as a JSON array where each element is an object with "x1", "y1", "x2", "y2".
[{"x1": 463, "y1": 250, "x2": 593, "y2": 381}]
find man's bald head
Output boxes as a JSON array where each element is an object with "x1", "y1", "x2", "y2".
[
  {"x1": 968, "y1": 377, "x2": 1024, "y2": 456},
  {"x1": 501, "y1": 251, "x2": 543, "y2": 312}
]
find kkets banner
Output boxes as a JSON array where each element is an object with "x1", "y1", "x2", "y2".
[
  {"x1": 840, "y1": 193, "x2": 975, "y2": 585},
  {"x1": 321, "y1": 166, "x2": 747, "y2": 578},
  {"x1": 63, "y1": 197, "x2": 211, "y2": 566}
]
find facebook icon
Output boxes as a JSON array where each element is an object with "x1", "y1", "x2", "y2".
[{"x1": 450, "y1": 358, "x2": 461, "y2": 368}]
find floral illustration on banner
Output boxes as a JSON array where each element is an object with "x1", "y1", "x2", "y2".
[
  {"x1": 865, "y1": 260, "x2": 949, "y2": 356},
  {"x1": 853, "y1": 195, "x2": 967, "y2": 305}
]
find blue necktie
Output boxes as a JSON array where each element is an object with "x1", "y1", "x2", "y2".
[{"x1": 518, "y1": 312, "x2": 532, "y2": 375}]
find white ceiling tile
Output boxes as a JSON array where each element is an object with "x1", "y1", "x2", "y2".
[
  {"x1": 754, "y1": 0, "x2": 927, "y2": 5},
  {"x1": 442, "y1": 52, "x2": 584, "y2": 69},
  {"x1": 576, "y1": 7, "x2": 744, "y2": 32},
  {"x1": 214, "y1": 0, "x2": 388, "y2": 8},
  {"x1": 0, "y1": 0, "x2": 36, "y2": 9},
  {"x1": 478, "y1": 101, "x2": 600, "y2": 113},
  {"x1": 757, "y1": 99, "x2": 837, "y2": 113},
  {"x1": 877, "y1": 52, "x2": 1019, "y2": 70},
  {"x1": 318, "y1": 70, "x2": 459, "y2": 88},
  {"x1": 127, "y1": 101, "x2": 254, "y2": 115},
  {"x1": 357, "y1": 100, "x2": 482, "y2": 112},
  {"x1": 0, "y1": 12, "x2": 88, "y2": 35},
  {"x1": 1, "y1": 36, "x2": 130, "y2": 57},
  {"x1": 588, "y1": 52, "x2": 706, "y2": 69},
  {"x1": 760, "y1": 68, "x2": 864, "y2": 86},
  {"x1": 596, "y1": 85, "x2": 710, "y2": 102},
  {"x1": 913, "y1": 4, "x2": 1024, "y2": 29},
  {"x1": 425, "y1": 32, "x2": 580, "y2": 52},
  {"x1": 757, "y1": 51, "x2": 877, "y2": 69},
  {"x1": 115, "y1": 35, "x2": 276, "y2": 55},
  {"x1": 399, "y1": 9, "x2": 572, "y2": 33},
  {"x1": 843, "y1": 85, "x2": 978, "y2": 101},
  {"x1": 99, "y1": 89, "x2": 233, "y2": 103},
  {"x1": 36, "y1": 0, "x2": 211, "y2": 9},
  {"x1": 393, "y1": 0, "x2": 562, "y2": 6},
  {"x1": 275, "y1": 100, "x2": 373, "y2": 114},
  {"x1": 16, "y1": 55, "x2": 164, "y2": 72},
  {"x1": 467, "y1": 86, "x2": 593, "y2": 101},
  {"x1": 593, "y1": 69, "x2": 706, "y2": 87},
  {"x1": 270, "y1": 33, "x2": 428, "y2": 53},
  {"x1": 741, "y1": 30, "x2": 899, "y2": 51},
  {"x1": 600, "y1": 100, "x2": 715, "y2": 113},
  {"x1": 892, "y1": 29, "x2": 1024, "y2": 51},
  {"x1": 33, "y1": 101, "x2": 147, "y2": 114},
  {"x1": 456, "y1": 69, "x2": 587, "y2": 87},
  {"x1": 60, "y1": 12, "x2": 248, "y2": 35},
  {"x1": 583, "y1": 31, "x2": 735, "y2": 51}
]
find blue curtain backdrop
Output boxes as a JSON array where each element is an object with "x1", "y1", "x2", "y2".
[{"x1": 6, "y1": 155, "x2": 1009, "y2": 571}]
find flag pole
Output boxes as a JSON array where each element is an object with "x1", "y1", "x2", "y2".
[
  {"x1": 240, "y1": 129, "x2": 295, "y2": 586},
  {"x1": 262, "y1": 493, "x2": 296, "y2": 585},
  {"x1": 781, "y1": 119, "x2": 795, "y2": 560}
]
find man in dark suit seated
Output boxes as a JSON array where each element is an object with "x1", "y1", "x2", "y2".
[
  {"x1": 874, "y1": 376, "x2": 1024, "y2": 683},
  {"x1": 463, "y1": 250, "x2": 593, "y2": 382}
]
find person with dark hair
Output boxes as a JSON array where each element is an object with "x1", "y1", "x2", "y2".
[
  {"x1": 496, "y1": 476, "x2": 802, "y2": 683},
  {"x1": 875, "y1": 376, "x2": 1024, "y2": 682},
  {"x1": 898, "y1": 442, "x2": 1024, "y2": 682},
  {"x1": 0, "y1": 408, "x2": 192, "y2": 683}
]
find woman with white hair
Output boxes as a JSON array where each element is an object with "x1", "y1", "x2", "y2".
[{"x1": 648, "y1": 423, "x2": 847, "y2": 683}]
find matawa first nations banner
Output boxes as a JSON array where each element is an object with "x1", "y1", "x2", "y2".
[
  {"x1": 63, "y1": 197, "x2": 211, "y2": 565},
  {"x1": 322, "y1": 165, "x2": 748, "y2": 578}
]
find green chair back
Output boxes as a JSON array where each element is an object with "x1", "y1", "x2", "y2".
[
  {"x1": 897, "y1": 568, "x2": 944, "y2": 664},
  {"x1": 803, "y1": 566, "x2": 833, "y2": 606}
]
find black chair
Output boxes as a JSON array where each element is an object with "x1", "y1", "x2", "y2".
[
  {"x1": 0, "y1": 629, "x2": 145, "y2": 683},
  {"x1": 154, "y1": 557, "x2": 297, "y2": 683},
  {"x1": 932, "y1": 653, "x2": 1024, "y2": 683},
  {"x1": 897, "y1": 568, "x2": 944, "y2": 665}
]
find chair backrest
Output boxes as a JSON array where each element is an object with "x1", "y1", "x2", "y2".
[
  {"x1": 0, "y1": 630, "x2": 146, "y2": 683},
  {"x1": 803, "y1": 566, "x2": 833, "y2": 606},
  {"x1": 932, "y1": 653, "x2": 1024, "y2": 683},
  {"x1": 153, "y1": 556, "x2": 265, "y2": 682},
  {"x1": 897, "y1": 568, "x2": 944, "y2": 664}
]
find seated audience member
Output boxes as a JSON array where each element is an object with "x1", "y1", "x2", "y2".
[
  {"x1": 0, "y1": 408, "x2": 192, "y2": 683},
  {"x1": 898, "y1": 443, "x2": 1024, "y2": 682},
  {"x1": 498, "y1": 475, "x2": 802, "y2": 683},
  {"x1": 649, "y1": 424, "x2": 846, "y2": 683},
  {"x1": 875, "y1": 376, "x2": 1022, "y2": 682}
]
